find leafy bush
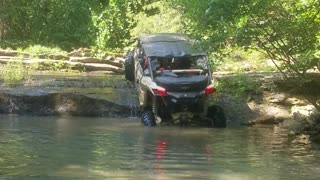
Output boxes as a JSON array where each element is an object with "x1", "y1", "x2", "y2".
[
  {"x1": 0, "y1": 0, "x2": 95, "y2": 50},
  {"x1": 216, "y1": 74, "x2": 261, "y2": 99},
  {"x1": 1, "y1": 61, "x2": 29, "y2": 84}
]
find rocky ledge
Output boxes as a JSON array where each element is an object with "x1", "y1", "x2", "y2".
[
  {"x1": 0, "y1": 75, "x2": 139, "y2": 117},
  {"x1": 214, "y1": 73, "x2": 320, "y2": 143},
  {"x1": 0, "y1": 48, "x2": 125, "y2": 74},
  {"x1": 0, "y1": 92, "x2": 131, "y2": 117}
]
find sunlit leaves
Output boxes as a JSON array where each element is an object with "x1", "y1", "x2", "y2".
[
  {"x1": 130, "y1": 1, "x2": 184, "y2": 38},
  {"x1": 173, "y1": 0, "x2": 320, "y2": 75}
]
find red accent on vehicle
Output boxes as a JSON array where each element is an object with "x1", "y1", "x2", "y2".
[
  {"x1": 205, "y1": 146, "x2": 212, "y2": 153},
  {"x1": 160, "y1": 68, "x2": 165, "y2": 72},
  {"x1": 144, "y1": 58, "x2": 149, "y2": 69},
  {"x1": 205, "y1": 87, "x2": 215, "y2": 95},
  {"x1": 153, "y1": 89, "x2": 167, "y2": 96}
]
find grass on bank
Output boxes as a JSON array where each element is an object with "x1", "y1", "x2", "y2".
[
  {"x1": 21, "y1": 45, "x2": 67, "y2": 57},
  {"x1": 215, "y1": 74, "x2": 261, "y2": 100},
  {"x1": 0, "y1": 61, "x2": 29, "y2": 84},
  {"x1": 1, "y1": 43, "x2": 67, "y2": 56}
]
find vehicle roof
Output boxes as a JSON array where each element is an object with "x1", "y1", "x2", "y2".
[
  {"x1": 138, "y1": 33, "x2": 206, "y2": 57},
  {"x1": 138, "y1": 33, "x2": 189, "y2": 44}
]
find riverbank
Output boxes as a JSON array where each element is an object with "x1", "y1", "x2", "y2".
[
  {"x1": 0, "y1": 55, "x2": 319, "y2": 143},
  {"x1": 0, "y1": 74, "x2": 138, "y2": 117},
  {"x1": 0, "y1": 48, "x2": 125, "y2": 75},
  {"x1": 213, "y1": 72, "x2": 320, "y2": 143}
]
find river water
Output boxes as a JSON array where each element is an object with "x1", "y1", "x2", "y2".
[{"x1": 1, "y1": 115, "x2": 320, "y2": 179}]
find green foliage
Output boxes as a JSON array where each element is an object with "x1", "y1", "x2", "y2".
[
  {"x1": 1, "y1": 61, "x2": 29, "y2": 84},
  {"x1": 173, "y1": 0, "x2": 320, "y2": 109},
  {"x1": 212, "y1": 47, "x2": 276, "y2": 72},
  {"x1": 91, "y1": 0, "x2": 132, "y2": 50},
  {"x1": 0, "y1": 0, "x2": 185, "y2": 51},
  {"x1": 130, "y1": 1, "x2": 184, "y2": 38},
  {"x1": 0, "y1": 0, "x2": 97, "y2": 50},
  {"x1": 23, "y1": 45, "x2": 67, "y2": 56},
  {"x1": 174, "y1": 0, "x2": 320, "y2": 76},
  {"x1": 216, "y1": 75, "x2": 261, "y2": 99}
]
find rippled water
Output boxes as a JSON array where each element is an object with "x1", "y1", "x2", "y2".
[{"x1": 1, "y1": 115, "x2": 320, "y2": 179}]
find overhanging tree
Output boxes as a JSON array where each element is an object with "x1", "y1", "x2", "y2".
[{"x1": 173, "y1": 0, "x2": 320, "y2": 110}]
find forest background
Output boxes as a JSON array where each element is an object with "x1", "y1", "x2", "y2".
[{"x1": 0, "y1": 0, "x2": 319, "y2": 109}]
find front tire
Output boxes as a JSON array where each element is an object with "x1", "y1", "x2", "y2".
[
  {"x1": 207, "y1": 105, "x2": 226, "y2": 128},
  {"x1": 124, "y1": 52, "x2": 134, "y2": 81},
  {"x1": 142, "y1": 111, "x2": 156, "y2": 127}
]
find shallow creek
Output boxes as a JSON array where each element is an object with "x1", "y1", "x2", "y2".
[{"x1": 1, "y1": 115, "x2": 320, "y2": 179}]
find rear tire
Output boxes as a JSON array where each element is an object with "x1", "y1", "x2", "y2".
[
  {"x1": 124, "y1": 52, "x2": 134, "y2": 81},
  {"x1": 207, "y1": 105, "x2": 226, "y2": 128},
  {"x1": 142, "y1": 111, "x2": 156, "y2": 127}
]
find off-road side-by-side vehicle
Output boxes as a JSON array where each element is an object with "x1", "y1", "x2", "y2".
[{"x1": 125, "y1": 33, "x2": 226, "y2": 127}]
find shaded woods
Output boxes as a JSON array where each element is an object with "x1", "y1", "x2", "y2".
[
  {"x1": 0, "y1": 0, "x2": 319, "y2": 109},
  {"x1": 0, "y1": 0, "x2": 182, "y2": 50}
]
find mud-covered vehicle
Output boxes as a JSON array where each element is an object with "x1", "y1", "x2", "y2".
[{"x1": 125, "y1": 33, "x2": 226, "y2": 127}]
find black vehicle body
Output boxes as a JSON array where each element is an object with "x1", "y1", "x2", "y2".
[{"x1": 125, "y1": 33, "x2": 226, "y2": 127}]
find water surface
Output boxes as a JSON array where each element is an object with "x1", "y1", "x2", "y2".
[{"x1": 1, "y1": 115, "x2": 320, "y2": 179}]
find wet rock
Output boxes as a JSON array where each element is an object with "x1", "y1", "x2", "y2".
[
  {"x1": 289, "y1": 107, "x2": 320, "y2": 138},
  {"x1": 70, "y1": 57, "x2": 123, "y2": 68},
  {"x1": 87, "y1": 71, "x2": 115, "y2": 76},
  {"x1": 292, "y1": 134, "x2": 311, "y2": 145},
  {"x1": 37, "y1": 54, "x2": 47, "y2": 59},
  {"x1": 48, "y1": 54, "x2": 69, "y2": 60},
  {"x1": 291, "y1": 105, "x2": 316, "y2": 117},
  {"x1": 82, "y1": 63, "x2": 124, "y2": 74},
  {"x1": 0, "y1": 50, "x2": 18, "y2": 56},
  {"x1": 114, "y1": 57, "x2": 125, "y2": 65},
  {"x1": 68, "y1": 48, "x2": 93, "y2": 57},
  {"x1": 105, "y1": 56, "x2": 115, "y2": 61},
  {"x1": 247, "y1": 101, "x2": 291, "y2": 120},
  {"x1": 268, "y1": 93, "x2": 287, "y2": 103},
  {"x1": 70, "y1": 57, "x2": 101, "y2": 63},
  {"x1": 214, "y1": 94, "x2": 257, "y2": 124},
  {"x1": 285, "y1": 119, "x2": 309, "y2": 135},
  {"x1": 104, "y1": 60, "x2": 123, "y2": 68},
  {"x1": 285, "y1": 97, "x2": 307, "y2": 106},
  {"x1": 246, "y1": 115, "x2": 283, "y2": 125}
]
